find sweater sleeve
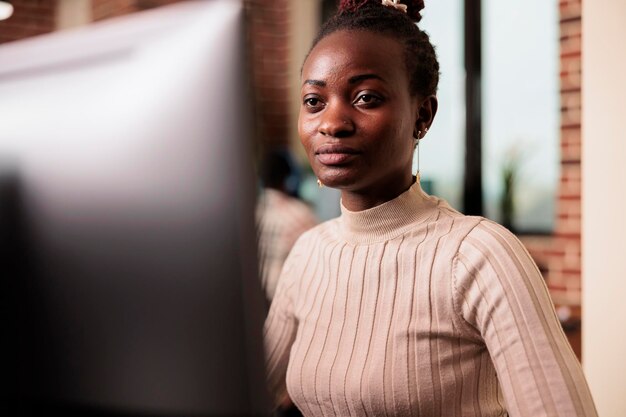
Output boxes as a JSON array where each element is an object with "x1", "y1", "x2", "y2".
[
  {"x1": 452, "y1": 220, "x2": 598, "y2": 417},
  {"x1": 263, "y1": 238, "x2": 302, "y2": 406}
]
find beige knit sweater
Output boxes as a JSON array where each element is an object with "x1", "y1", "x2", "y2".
[
  {"x1": 257, "y1": 189, "x2": 317, "y2": 302},
  {"x1": 264, "y1": 182, "x2": 597, "y2": 417}
]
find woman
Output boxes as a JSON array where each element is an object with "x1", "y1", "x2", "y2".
[{"x1": 264, "y1": 1, "x2": 598, "y2": 416}]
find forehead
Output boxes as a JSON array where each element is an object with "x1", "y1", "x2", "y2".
[{"x1": 303, "y1": 30, "x2": 407, "y2": 85}]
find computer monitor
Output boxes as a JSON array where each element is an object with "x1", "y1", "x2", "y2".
[{"x1": 0, "y1": 1, "x2": 267, "y2": 415}]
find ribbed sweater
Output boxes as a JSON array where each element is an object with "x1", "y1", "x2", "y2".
[
  {"x1": 264, "y1": 182, "x2": 597, "y2": 417},
  {"x1": 257, "y1": 189, "x2": 317, "y2": 302}
]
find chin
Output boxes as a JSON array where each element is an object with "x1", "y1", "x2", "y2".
[
  {"x1": 312, "y1": 157, "x2": 383, "y2": 190},
  {"x1": 317, "y1": 169, "x2": 361, "y2": 190}
]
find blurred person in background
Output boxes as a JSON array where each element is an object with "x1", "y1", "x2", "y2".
[
  {"x1": 257, "y1": 149, "x2": 318, "y2": 306},
  {"x1": 263, "y1": 1, "x2": 598, "y2": 416}
]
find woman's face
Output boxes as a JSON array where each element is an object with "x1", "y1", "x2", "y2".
[{"x1": 299, "y1": 30, "x2": 421, "y2": 197}]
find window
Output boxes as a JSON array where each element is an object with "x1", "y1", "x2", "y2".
[
  {"x1": 483, "y1": 0, "x2": 559, "y2": 232},
  {"x1": 419, "y1": 0, "x2": 465, "y2": 210}
]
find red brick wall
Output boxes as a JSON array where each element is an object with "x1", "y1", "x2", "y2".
[
  {"x1": 556, "y1": 0, "x2": 582, "y2": 303},
  {"x1": 524, "y1": 0, "x2": 581, "y2": 306},
  {"x1": 0, "y1": 1, "x2": 191, "y2": 44},
  {"x1": 520, "y1": 0, "x2": 582, "y2": 358},
  {"x1": 0, "y1": 0, "x2": 57, "y2": 44},
  {"x1": 245, "y1": 0, "x2": 291, "y2": 148},
  {"x1": 92, "y1": 0, "x2": 137, "y2": 21},
  {"x1": 91, "y1": 0, "x2": 184, "y2": 22},
  {"x1": 522, "y1": 0, "x2": 582, "y2": 305}
]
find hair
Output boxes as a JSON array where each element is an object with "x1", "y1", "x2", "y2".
[{"x1": 308, "y1": 0, "x2": 439, "y2": 97}]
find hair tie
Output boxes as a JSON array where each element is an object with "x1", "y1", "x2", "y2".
[{"x1": 381, "y1": 0, "x2": 408, "y2": 13}]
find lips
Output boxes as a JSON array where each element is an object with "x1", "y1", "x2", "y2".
[{"x1": 315, "y1": 144, "x2": 361, "y2": 165}]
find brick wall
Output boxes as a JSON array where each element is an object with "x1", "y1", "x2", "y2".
[
  {"x1": 522, "y1": 0, "x2": 581, "y2": 306},
  {"x1": 557, "y1": 0, "x2": 582, "y2": 304},
  {"x1": 245, "y1": 0, "x2": 291, "y2": 149},
  {"x1": 92, "y1": 0, "x2": 137, "y2": 20},
  {"x1": 519, "y1": 0, "x2": 582, "y2": 358},
  {"x1": 0, "y1": 0, "x2": 57, "y2": 44},
  {"x1": 91, "y1": 0, "x2": 184, "y2": 22},
  {"x1": 0, "y1": 1, "x2": 189, "y2": 44}
]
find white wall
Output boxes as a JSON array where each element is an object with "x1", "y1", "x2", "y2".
[{"x1": 582, "y1": 1, "x2": 626, "y2": 416}]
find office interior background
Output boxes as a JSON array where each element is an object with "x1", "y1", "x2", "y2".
[{"x1": 1, "y1": 0, "x2": 624, "y2": 415}]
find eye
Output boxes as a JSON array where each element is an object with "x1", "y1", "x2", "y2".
[
  {"x1": 354, "y1": 92, "x2": 383, "y2": 107},
  {"x1": 303, "y1": 95, "x2": 324, "y2": 112}
]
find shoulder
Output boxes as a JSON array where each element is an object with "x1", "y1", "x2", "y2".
[
  {"x1": 414, "y1": 201, "x2": 484, "y2": 247},
  {"x1": 452, "y1": 217, "x2": 542, "y2": 291},
  {"x1": 458, "y1": 217, "x2": 530, "y2": 261},
  {"x1": 406, "y1": 191, "x2": 522, "y2": 251},
  {"x1": 419, "y1": 194, "x2": 483, "y2": 237}
]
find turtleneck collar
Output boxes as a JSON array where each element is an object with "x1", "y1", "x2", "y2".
[{"x1": 338, "y1": 181, "x2": 440, "y2": 245}]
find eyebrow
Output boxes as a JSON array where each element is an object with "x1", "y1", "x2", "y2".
[
  {"x1": 302, "y1": 73, "x2": 385, "y2": 88},
  {"x1": 303, "y1": 79, "x2": 326, "y2": 87}
]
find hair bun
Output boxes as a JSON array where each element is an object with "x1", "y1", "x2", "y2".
[
  {"x1": 338, "y1": 0, "x2": 425, "y2": 23},
  {"x1": 404, "y1": 0, "x2": 425, "y2": 22}
]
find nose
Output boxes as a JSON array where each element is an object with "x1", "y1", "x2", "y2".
[{"x1": 318, "y1": 101, "x2": 355, "y2": 138}]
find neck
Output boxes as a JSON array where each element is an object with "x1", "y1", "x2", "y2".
[
  {"x1": 338, "y1": 180, "x2": 438, "y2": 245},
  {"x1": 340, "y1": 172, "x2": 415, "y2": 211}
]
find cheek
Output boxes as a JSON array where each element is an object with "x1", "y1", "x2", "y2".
[
  {"x1": 298, "y1": 115, "x2": 316, "y2": 152},
  {"x1": 371, "y1": 116, "x2": 411, "y2": 156},
  {"x1": 393, "y1": 112, "x2": 415, "y2": 150}
]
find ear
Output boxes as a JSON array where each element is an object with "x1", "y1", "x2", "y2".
[{"x1": 414, "y1": 95, "x2": 438, "y2": 138}]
